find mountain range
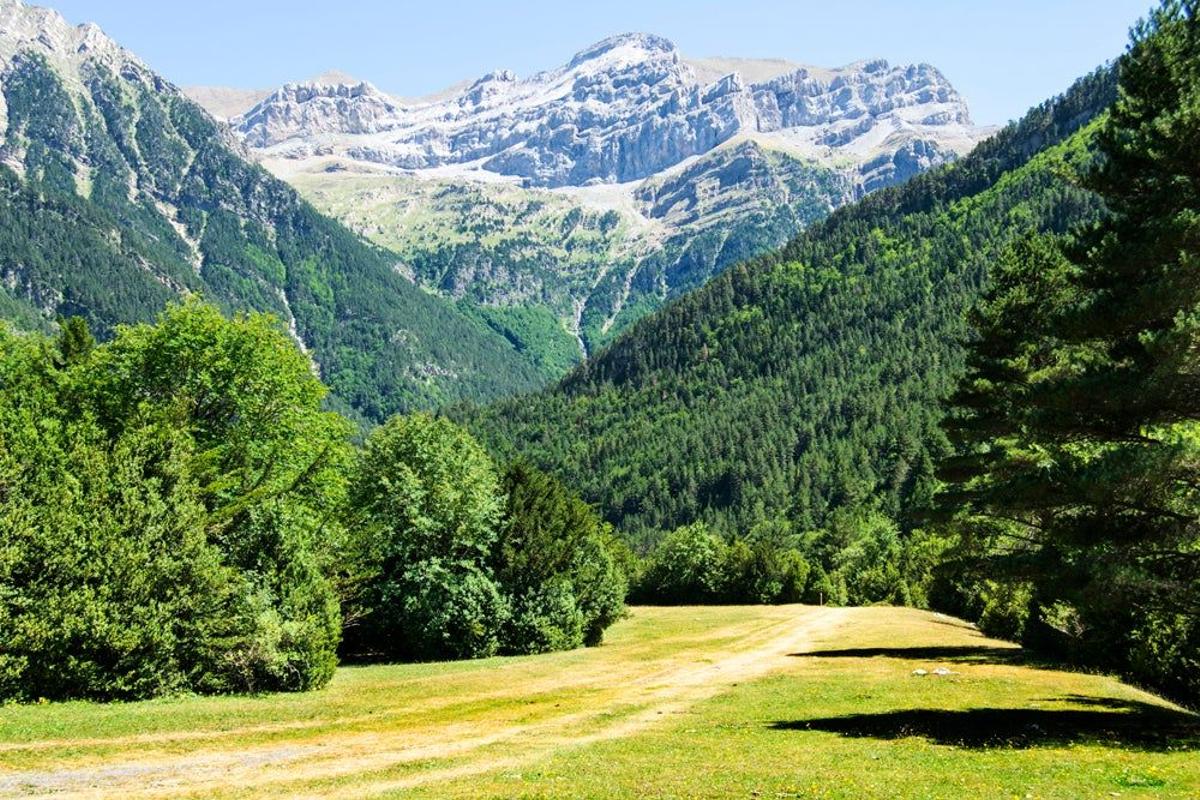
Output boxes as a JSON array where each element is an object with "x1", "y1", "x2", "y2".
[
  {"x1": 0, "y1": 0, "x2": 551, "y2": 419},
  {"x1": 0, "y1": 0, "x2": 991, "y2": 426},
  {"x1": 189, "y1": 34, "x2": 988, "y2": 363}
]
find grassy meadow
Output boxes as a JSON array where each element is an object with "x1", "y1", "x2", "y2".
[{"x1": 0, "y1": 605, "x2": 1196, "y2": 799}]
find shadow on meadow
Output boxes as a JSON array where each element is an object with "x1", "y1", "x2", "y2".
[
  {"x1": 790, "y1": 645, "x2": 1024, "y2": 665},
  {"x1": 771, "y1": 695, "x2": 1200, "y2": 750}
]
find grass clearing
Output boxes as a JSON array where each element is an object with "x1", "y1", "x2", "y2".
[{"x1": 0, "y1": 606, "x2": 1196, "y2": 798}]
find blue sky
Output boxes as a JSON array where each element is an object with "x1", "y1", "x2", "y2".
[{"x1": 47, "y1": 0, "x2": 1151, "y2": 125}]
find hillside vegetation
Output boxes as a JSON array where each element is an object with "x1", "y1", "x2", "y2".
[
  {"x1": 0, "y1": 35, "x2": 546, "y2": 419},
  {"x1": 293, "y1": 141, "x2": 857, "y2": 366},
  {"x1": 463, "y1": 67, "x2": 1116, "y2": 546}
]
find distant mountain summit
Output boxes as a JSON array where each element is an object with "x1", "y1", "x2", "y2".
[
  {"x1": 231, "y1": 32, "x2": 979, "y2": 191},
  {"x1": 199, "y1": 35, "x2": 988, "y2": 363}
]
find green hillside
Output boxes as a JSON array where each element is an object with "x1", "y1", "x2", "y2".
[
  {"x1": 292, "y1": 139, "x2": 857, "y2": 371},
  {"x1": 0, "y1": 50, "x2": 545, "y2": 419},
  {"x1": 464, "y1": 68, "x2": 1117, "y2": 548}
]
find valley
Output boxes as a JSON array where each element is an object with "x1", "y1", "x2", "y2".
[{"x1": 0, "y1": 1, "x2": 1198, "y2": 796}]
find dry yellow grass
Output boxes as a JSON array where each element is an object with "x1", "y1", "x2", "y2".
[{"x1": 1, "y1": 606, "x2": 1196, "y2": 799}]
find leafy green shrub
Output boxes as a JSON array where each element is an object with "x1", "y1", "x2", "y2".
[
  {"x1": 346, "y1": 434, "x2": 626, "y2": 659},
  {"x1": 721, "y1": 539, "x2": 811, "y2": 604},
  {"x1": 1128, "y1": 610, "x2": 1200, "y2": 706},
  {"x1": 804, "y1": 566, "x2": 848, "y2": 607},
  {"x1": 629, "y1": 506, "x2": 944, "y2": 608},
  {"x1": 505, "y1": 581, "x2": 586, "y2": 655},
  {"x1": 494, "y1": 463, "x2": 626, "y2": 653},
  {"x1": 388, "y1": 559, "x2": 508, "y2": 660},
  {"x1": 0, "y1": 403, "x2": 229, "y2": 701},
  {"x1": 976, "y1": 581, "x2": 1034, "y2": 642},
  {"x1": 634, "y1": 523, "x2": 728, "y2": 603},
  {"x1": 634, "y1": 521, "x2": 814, "y2": 605},
  {"x1": 800, "y1": 507, "x2": 942, "y2": 606},
  {"x1": 0, "y1": 302, "x2": 348, "y2": 701},
  {"x1": 346, "y1": 413, "x2": 504, "y2": 660}
]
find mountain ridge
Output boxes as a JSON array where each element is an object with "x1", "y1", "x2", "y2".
[
  {"x1": 202, "y1": 32, "x2": 989, "y2": 364},
  {"x1": 0, "y1": 0, "x2": 548, "y2": 418},
  {"x1": 228, "y1": 32, "x2": 982, "y2": 190}
]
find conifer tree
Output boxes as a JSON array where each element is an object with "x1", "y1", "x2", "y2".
[{"x1": 938, "y1": 0, "x2": 1200, "y2": 704}]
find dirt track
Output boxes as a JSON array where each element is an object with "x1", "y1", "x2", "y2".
[{"x1": 0, "y1": 606, "x2": 849, "y2": 799}]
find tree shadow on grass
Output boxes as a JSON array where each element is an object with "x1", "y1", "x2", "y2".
[
  {"x1": 771, "y1": 696, "x2": 1200, "y2": 751},
  {"x1": 790, "y1": 645, "x2": 1025, "y2": 665}
]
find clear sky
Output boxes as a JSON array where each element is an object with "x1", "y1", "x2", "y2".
[{"x1": 45, "y1": 0, "x2": 1151, "y2": 125}]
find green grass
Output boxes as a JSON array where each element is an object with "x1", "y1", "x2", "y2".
[
  {"x1": 411, "y1": 610, "x2": 1200, "y2": 800},
  {"x1": 1, "y1": 606, "x2": 1196, "y2": 799}
]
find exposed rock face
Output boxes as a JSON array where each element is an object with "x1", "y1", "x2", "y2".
[
  {"x1": 636, "y1": 140, "x2": 856, "y2": 232},
  {"x1": 0, "y1": 0, "x2": 131, "y2": 78},
  {"x1": 219, "y1": 31, "x2": 992, "y2": 365},
  {"x1": 237, "y1": 81, "x2": 403, "y2": 148},
  {"x1": 859, "y1": 138, "x2": 950, "y2": 193},
  {"x1": 234, "y1": 33, "x2": 980, "y2": 190}
]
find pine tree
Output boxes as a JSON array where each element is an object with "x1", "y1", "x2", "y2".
[{"x1": 938, "y1": 0, "x2": 1200, "y2": 705}]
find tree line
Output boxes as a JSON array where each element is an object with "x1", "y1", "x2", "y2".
[{"x1": 0, "y1": 302, "x2": 625, "y2": 702}]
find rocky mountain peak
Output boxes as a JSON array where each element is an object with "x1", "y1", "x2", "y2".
[
  {"x1": 0, "y1": 0, "x2": 200, "y2": 172},
  {"x1": 565, "y1": 32, "x2": 678, "y2": 71},
  {"x1": 231, "y1": 32, "x2": 984, "y2": 189},
  {"x1": 0, "y1": 0, "x2": 135, "y2": 77},
  {"x1": 235, "y1": 77, "x2": 402, "y2": 149},
  {"x1": 472, "y1": 69, "x2": 517, "y2": 86}
]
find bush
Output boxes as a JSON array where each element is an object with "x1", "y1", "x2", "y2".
[
  {"x1": 389, "y1": 560, "x2": 508, "y2": 660},
  {"x1": 634, "y1": 521, "x2": 813, "y2": 605},
  {"x1": 0, "y1": 303, "x2": 348, "y2": 701},
  {"x1": 721, "y1": 539, "x2": 811, "y2": 604},
  {"x1": 346, "y1": 413, "x2": 504, "y2": 660},
  {"x1": 1128, "y1": 609, "x2": 1200, "y2": 706},
  {"x1": 346, "y1": 439, "x2": 626, "y2": 660},
  {"x1": 505, "y1": 581, "x2": 586, "y2": 655},
  {"x1": 0, "y1": 409, "x2": 229, "y2": 701},
  {"x1": 804, "y1": 566, "x2": 847, "y2": 606},
  {"x1": 494, "y1": 463, "x2": 626, "y2": 653},
  {"x1": 800, "y1": 507, "x2": 946, "y2": 607},
  {"x1": 634, "y1": 523, "x2": 728, "y2": 603},
  {"x1": 977, "y1": 581, "x2": 1033, "y2": 641}
]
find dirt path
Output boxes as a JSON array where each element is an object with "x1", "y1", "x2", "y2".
[{"x1": 0, "y1": 606, "x2": 849, "y2": 799}]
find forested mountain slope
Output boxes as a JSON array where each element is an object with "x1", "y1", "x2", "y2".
[
  {"x1": 464, "y1": 67, "x2": 1117, "y2": 548},
  {"x1": 0, "y1": 0, "x2": 544, "y2": 419}
]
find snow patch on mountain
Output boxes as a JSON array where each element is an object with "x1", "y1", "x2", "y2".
[{"x1": 232, "y1": 32, "x2": 987, "y2": 190}]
